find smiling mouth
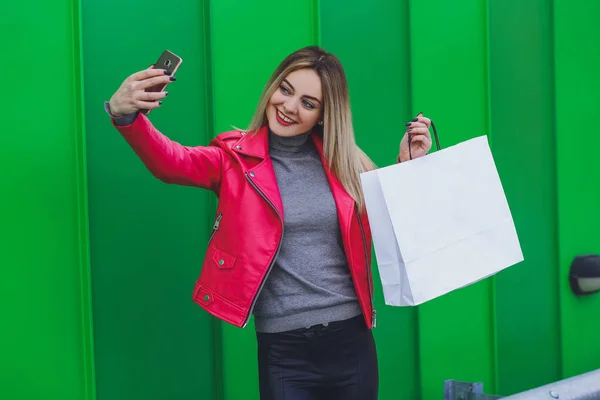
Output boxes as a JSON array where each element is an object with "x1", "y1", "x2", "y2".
[{"x1": 276, "y1": 109, "x2": 296, "y2": 125}]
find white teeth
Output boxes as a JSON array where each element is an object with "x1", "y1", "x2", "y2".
[{"x1": 277, "y1": 110, "x2": 294, "y2": 124}]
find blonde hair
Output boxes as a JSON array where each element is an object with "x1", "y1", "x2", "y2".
[{"x1": 246, "y1": 46, "x2": 376, "y2": 210}]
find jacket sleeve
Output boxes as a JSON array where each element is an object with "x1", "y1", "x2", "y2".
[{"x1": 111, "y1": 112, "x2": 224, "y2": 193}]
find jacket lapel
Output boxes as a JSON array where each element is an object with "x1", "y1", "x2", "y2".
[
  {"x1": 232, "y1": 126, "x2": 285, "y2": 218},
  {"x1": 231, "y1": 127, "x2": 357, "y2": 228}
]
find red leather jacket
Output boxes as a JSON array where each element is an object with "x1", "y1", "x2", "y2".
[{"x1": 114, "y1": 114, "x2": 376, "y2": 329}]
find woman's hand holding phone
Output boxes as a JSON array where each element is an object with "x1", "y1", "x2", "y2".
[{"x1": 108, "y1": 66, "x2": 175, "y2": 117}]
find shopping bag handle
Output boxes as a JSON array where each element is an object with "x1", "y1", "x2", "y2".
[{"x1": 408, "y1": 119, "x2": 440, "y2": 160}]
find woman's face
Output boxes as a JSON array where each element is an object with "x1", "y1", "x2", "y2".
[{"x1": 267, "y1": 68, "x2": 322, "y2": 137}]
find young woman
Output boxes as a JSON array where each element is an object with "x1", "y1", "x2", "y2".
[{"x1": 106, "y1": 46, "x2": 433, "y2": 400}]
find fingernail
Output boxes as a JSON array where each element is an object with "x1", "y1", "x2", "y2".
[
  {"x1": 164, "y1": 70, "x2": 172, "y2": 75},
  {"x1": 159, "y1": 101, "x2": 163, "y2": 105},
  {"x1": 405, "y1": 122, "x2": 412, "y2": 126},
  {"x1": 169, "y1": 77, "x2": 176, "y2": 81},
  {"x1": 407, "y1": 128, "x2": 413, "y2": 132},
  {"x1": 164, "y1": 92, "x2": 169, "y2": 96},
  {"x1": 417, "y1": 111, "x2": 423, "y2": 116},
  {"x1": 411, "y1": 118, "x2": 419, "y2": 122}
]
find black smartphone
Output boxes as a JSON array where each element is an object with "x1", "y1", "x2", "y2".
[{"x1": 141, "y1": 50, "x2": 182, "y2": 115}]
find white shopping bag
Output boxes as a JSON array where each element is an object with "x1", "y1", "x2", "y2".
[{"x1": 360, "y1": 135, "x2": 523, "y2": 306}]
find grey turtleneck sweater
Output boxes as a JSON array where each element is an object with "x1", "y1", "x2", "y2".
[
  {"x1": 106, "y1": 104, "x2": 361, "y2": 333},
  {"x1": 252, "y1": 130, "x2": 361, "y2": 333}
]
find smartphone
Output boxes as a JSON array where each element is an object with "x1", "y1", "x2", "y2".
[{"x1": 141, "y1": 50, "x2": 182, "y2": 115}]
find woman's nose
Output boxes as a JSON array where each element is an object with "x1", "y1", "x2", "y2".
[{"x1": 283, "y1": 98, "x2": 298, "y2": 114}]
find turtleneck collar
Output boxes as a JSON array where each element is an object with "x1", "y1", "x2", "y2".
[{"x1": 268, "y1": 128, "x2": 311, "y2": 153}]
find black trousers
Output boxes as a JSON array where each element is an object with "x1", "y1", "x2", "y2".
[{"x1": 256, "y1": 314, "x2": 379, "y2": 400}]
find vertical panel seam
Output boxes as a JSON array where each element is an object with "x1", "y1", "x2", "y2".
[
  {"x1": 407, "y1": 0, "x2": 414, "y2": 116},
  {"x1": 407, "y1": 0, "x2": 423, "y2": 397},
  {"x1": 549, "y1": 0, "x2": 565, "y2": 380},
  {"x1": 484, "y1": 0, "x2": 500, "y2": 394},
  {"x1": 314, "y1": 0, "x2": 321, "y2": 45},
  {"x1": 203, "y1": 0, "x2": 216, "y2": 144},
  {"x1": 203, "y1": 2, "x2": 223, "y2": 399},
  {"x1": 71, "y1": 0, "x2": 97, "y2": 397}
]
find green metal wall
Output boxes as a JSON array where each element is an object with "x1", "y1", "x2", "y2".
[
  {"x1": 1, "y1": 0, "x2": 599, "y2": 399},
  {"x1": 554, "y1": 0, "x2": 600, "y2": 380},
  {"x1": 1, "y1": 0, "x2": 95, "y2": 399},
  {"x1": 81, "y1": 0, "x2": 217, "y2": 398}
]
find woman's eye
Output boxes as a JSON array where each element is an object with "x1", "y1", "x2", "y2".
[
  {"x1": 303, "y1": 100, "x2": 315, "y2": 109},
  {"x1": 280, "y1": 85, "x2": 290, "y2": 94}
]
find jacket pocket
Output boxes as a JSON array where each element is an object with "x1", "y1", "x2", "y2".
[
  {"x1": 212, "y1": 246, "x2": 236, "y2": 270},
  {"x1": 193, "y1": 282, "x2": 215, "y2": 306}
]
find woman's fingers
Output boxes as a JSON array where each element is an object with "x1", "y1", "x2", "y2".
[
  {"x1": 406, "y1": 126, "x2": 431, "y2": 138},
  {"x1": 135, "y1": 90, "x2": 169, "y2": 102},
  {"x1": 135, "y1": 75, "x2": 176, "y2": 90},
  {"x1": 130, "y1": 67, "x2": 170, "y2": 82},
  {"x1": 400, "y1": 113, "x2": 434, "y2": 159},
  {"x1": 134, "y1": 99, "x2": 163, "y2": 110},
  {"x1": 405, "y1": 120, "x2": 429, "y2": 129},
  {"x1": 411, "y1": 114, "x2": 431, "y2": 128},
  {"x1": 408, "y1": 133, "x2": 432, "y2": 148}
]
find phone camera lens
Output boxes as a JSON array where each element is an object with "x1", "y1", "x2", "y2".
[{"x1": 164, "y1": 60, "x2": 172, "y2": 68}]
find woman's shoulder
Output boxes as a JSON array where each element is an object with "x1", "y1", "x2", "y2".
[
  {"x1": 214, "y1": 129, "x2": 246, "y2": 141},
  {"x1": 209, "y1": 126, "x2": 267, "y2": 154}
]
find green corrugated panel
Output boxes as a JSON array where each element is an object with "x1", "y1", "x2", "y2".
[
  {"x1": 0, "y1": 0, "x2": 95, "y2": 399},
  {"x1": 554, "y1": 0, "x2": 600, "y2": 379},
  {"x1": 81, "y1": 0, "x2": 217, "y2": 398},
  {"x1": 409, "y1": 1, "x2": 497, "y2": 398},
  {"x1": 210, "y1": 1, "x2": 318, "y2": 399},
  {"x1": 4, "y1": 0, "x2": 600, "y2": 398},
  {"x1": 213, "y1": 0, "x2": 600, "y2": 399},
  {"x1": 489, "y1": 0, "x2": 561, "y2": 395},
  {"x1": 320, "y1": 0, "x2": 421, "y2": 398}
]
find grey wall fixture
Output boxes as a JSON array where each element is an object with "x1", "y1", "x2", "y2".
[{"x1": 570, "y1": 255, "x2": 600, "y2": 295}]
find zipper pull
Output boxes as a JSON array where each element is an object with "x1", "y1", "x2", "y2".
[
  {"x1": 372, "y1": 309, "x2": 377, "y2": 328},
  {"x1": 213, "y1": 214, "x2": 222, "y2": 231}
]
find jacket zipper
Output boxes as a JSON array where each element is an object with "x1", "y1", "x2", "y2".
[
  {"x1": 357, "y1": 212, "x2": 376, "y2": 328},
  {"x1": 242, "y1": 173, "x2": 284, "y2": 328},
  {"x1": 208, "y1": 213, "x2": 222, "y2": 244}
]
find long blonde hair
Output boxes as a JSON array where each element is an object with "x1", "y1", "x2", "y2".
[{"x1": 246, "y1": 46, "x2": 376, "y2": 210}]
